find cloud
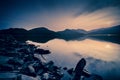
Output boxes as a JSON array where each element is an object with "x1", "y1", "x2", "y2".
[
  {"x1": 75, "y1": 0, "x2": 120, "y2": 16},
  {"x1": 0, "y1": 0, "x2": 120, "y2": 30}
]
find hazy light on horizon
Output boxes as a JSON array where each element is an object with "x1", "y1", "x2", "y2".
[
  {"x1": 1, "y1": 0, "x2": 120, "y2": 31},
  {"x1": 12, "y1": 7, "x2": 120, "y2": 31}
]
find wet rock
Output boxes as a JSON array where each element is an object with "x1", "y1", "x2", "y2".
[
  {"x1": 0, "y1": 64, "x2": 14, "y2": 71},
  {"x1": 34, "y1": 49, "x2": 51, "y2": 55},
  {"x1": 18, "y1": 48, "x2": 29, "y2": 55},
  {"x1": 0, "y1": 72, "x2": 21, "y2": 80},
  {"x1": 7, "y1": 58, "x2": 23, "y2": 67},
  {"x1": 0, "y1": 35, "x2": 103, "y2": 80},
  {"x1": 3, "y1": 52, "x2": 20, "y2": 57},
  {"x1": 67, "y1": 68, "x2": 74, "y2": 75},
  {"x1": 63, "y1": 67, "x2": 67, "y2": 70},
  {"x1": 20, "y1": 65, "x2": 37, "y2": 77}
]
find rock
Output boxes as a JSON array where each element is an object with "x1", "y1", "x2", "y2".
[
  {"x1": 7, "y1": 58, "x2": 23, "y2": 67},
  {"x1": 34, "y1": 49, "x2": 51, "y2": 55},
  {"x1": 67, "y1": 68, "x2": 74, "y2": 75},
  {"x1": 0, "y1": 64, "x2": 14, "y2": 71}
]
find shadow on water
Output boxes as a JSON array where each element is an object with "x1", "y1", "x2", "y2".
[
  {"x1": 13, "y1": 34, "x2": 120, "y2": 45},
  {"x1": 21, "y1": 35, "x2": 120, "y2": 45},
  {"x1": 88, "y1": 36, "x2": 120, "y2": 44},
  {"x1": 16, "y1": 36, "x2": 87, "y2": 43}
]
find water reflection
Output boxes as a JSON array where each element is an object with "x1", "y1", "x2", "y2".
[
  {"x1": 27, "y1": 39, "x2": 120, "y2": 80},
  {"x1": 27, "y1": 39, "x2": 120, "y2": 62}
]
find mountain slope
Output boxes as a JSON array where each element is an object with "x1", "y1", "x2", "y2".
[
  {"x1": 0, "y1": 28, "x2": 28, "y2": 41},
  {"x1": 88, "y1": 25, "x2": 120, "y2": 44},
  {"x1": 57, "y1": 29, "x2": 86, "y2": 40},
  {"x1": 88, "y1": 25, "x2": 120, "y2": 35},
  {"x1": 28, "y1": 27, "x2": 57, "y2": 37},
  {"x1": 28, "y1": 27, "x2": 57, "y2": 43},
  {"x1": 0, "y1": 25, "x2": 119, "y2": 43}
]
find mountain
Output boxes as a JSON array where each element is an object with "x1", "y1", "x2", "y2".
[
  {"x1": 57, "y1": 29, "x2": 86, "y2": 40},
  {"x1": 28, "y1": 27, "x2": 57, "y2": 38},
  {"x1": 0, "y1": 25, "x2": 119, "y2": 43},
  {"x1": 0, "y1": 27, "x2": 58, "y2": 43},
  {"x1": 88, "y1": 25, "x2": 120, "y2": 44},
  {"x1": 72, "y1": 29, "x2": 87, "y2": 34},
  {"x1": 0, "y1": 28, "x2": 28, "y2": 41},
  {"x1": 28, "y1": 27, "x2": 57, "y2": 43},
  {"x1": 88, "y1": 25, "x2": 120, "y2": 35},
  {"x1": 0, "y1": 28, "x2": 28, "y2": 34},
  {"x1": 0, "y1": 27, "x2": 86, "y2": 42}
]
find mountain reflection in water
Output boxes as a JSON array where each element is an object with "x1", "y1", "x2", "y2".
[{"x1": 27, "y1": 39, "x2": 120, "y2": 80}]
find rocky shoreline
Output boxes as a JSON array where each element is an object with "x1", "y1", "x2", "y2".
[{"x1": 0, "y1": 34, "x2": 102, "y2": 80}]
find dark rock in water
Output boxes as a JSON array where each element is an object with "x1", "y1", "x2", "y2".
[
  {"x1": 74, "y1": 58, "x2": 86, "y2": 73},
  {"x1": 20, "y1": 65, "x2": 37, "y2": 77},
  {"x1": 82, "y1": 70, "x2": 91, "y2": 78},
  {"x1": 0, "y1": 64, "x2": 14, "y2": 71},
  {"x1": 7, "y1": 58, "x2": 23, "y2": 67},
  {"x1": 28, "y1": 44, "x2": 36, "y2": 48},
  {"x1": 9, "y1": 52, "x2": 18, "y2": 57},
  {"x1": 32, "y1": 56, "x2": 40, "y2": 61},
  {"x1": 17, "y1": 43, "x2": 28, "y2": 48},
  {"x1": 0, "y1": 72, "x2": 22, "y2": 80},
  {"x1": 34, "y1": 49, "x2": 51, "y2": 60},
  {"x1": 33, "y1": 62, "x2": 44, "y2": 73},
  {"x1": 0, "y1": 49, "x2": 6, "y2": 53},
  {"x1": 73, "y1": 58, "x2": 86, "y2": 80},
  {"x1": 67, "y1": 68, "x2": 73, "y2": 75},
  {"x1": 3, "y1": 52, "x2": 20, "y2": 57},
  {"x1": 18, "y1": 49, "x2": 29, "y2": 55},
  {"x1": 23, "y1": 55, "x2": 34, "y2": 62},
  {"x1": 53, "y1": 66, "x2": 60, "y2": 71},
  {"x1": 34, "y1": 49, "x2": 51, "y2": 55},
  {"x1": 63, "y1": 67, "x2": 67, "y2": 70}
]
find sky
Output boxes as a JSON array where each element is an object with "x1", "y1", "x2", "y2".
[{"x1": 0, "y1": 0, "x2": 120, "y2": 31}]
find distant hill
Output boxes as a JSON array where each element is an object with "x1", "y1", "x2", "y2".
[
  {"x1": 0, "y1": 28, "x2": 28, "y2": 41},
  {"x1": 29, "y1": 27, "x2": 56, "y2": 36},
  {"x1": 28, "y1": 27, "x2": 57, "y2": 43},
  {"x1": 88, "y1": 25, "x2": 120, "y2": 44},
  {"x1": 88, "y1": 25, "x2": 120, "y2": 35},
  {"x1": 0, "y1": 27, "x2": 86, "y2": 42},
  {"x1": 57, "y1": 29, "x2": 86, "y2": 40},
  {"x1": 0, "y1": 25, "x2": 120, "y2": 43}
]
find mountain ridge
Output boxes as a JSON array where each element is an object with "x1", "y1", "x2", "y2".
[
  {"x1": 0, "y1": 25, "x2": 120, "y2": 42},
  {"x1": 88, "y1": 25, "x2": 120, "y2": 35}
]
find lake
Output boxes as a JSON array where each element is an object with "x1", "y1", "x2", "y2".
[{"x1": 27, "y1": 38, "x2": 120, "y2": 80}]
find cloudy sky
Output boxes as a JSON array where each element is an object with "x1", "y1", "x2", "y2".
[{"x1": 0, "y1": 0, "x2": 120, "y2": 31}]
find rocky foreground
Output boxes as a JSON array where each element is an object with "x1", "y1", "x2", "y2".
[{"x1": 0, "y1": 34, "x2": 102, "y2": 80}]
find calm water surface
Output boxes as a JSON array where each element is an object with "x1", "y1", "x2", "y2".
[{"x1": 27, "y1": 39, "x2": 120, "y2": 80}]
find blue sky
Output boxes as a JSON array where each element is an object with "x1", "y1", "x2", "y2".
[{"x1": 0, "y1": 0, "x2": 120, "y2": 31}]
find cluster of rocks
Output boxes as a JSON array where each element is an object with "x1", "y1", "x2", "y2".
[
  {"x1": 0, "y1": 34, "x2": 65, "y2": 80},
  {"x1": 0, "y1": 34, "x2": 103, "y2": 80}
]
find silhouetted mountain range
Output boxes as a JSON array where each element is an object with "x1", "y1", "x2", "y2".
[
  {"x1": 88, "y1": 25, "x2": 120, "y2": 35},
  {"x1": 57, "y1": 29, "x2": 86, "y2": 40},
  {"x1": 0, "y1": 25, "x2": 120, "y2": 43},
  {"x1": 0, "y1": 27, "x2": 87, "y2": 42},
  {"x1": 88, "y1": 25, "x2": 120, "y2": 44}
]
